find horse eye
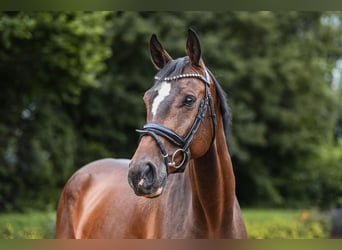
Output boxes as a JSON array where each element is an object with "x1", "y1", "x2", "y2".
[{"x1": 183, "y1": 95, "x2": 196, "y2": 107}]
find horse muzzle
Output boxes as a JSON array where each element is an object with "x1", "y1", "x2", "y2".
[{"x1": 128, "y1": 160, "x2": 167, "y2": 198}]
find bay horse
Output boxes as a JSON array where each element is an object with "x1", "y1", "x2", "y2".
[{"x1": 56, "y1": 29, "x2": 247, "y2": 239}]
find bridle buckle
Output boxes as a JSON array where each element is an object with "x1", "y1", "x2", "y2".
[{"x1": 167, "y1": 148, "x2": 187, "y2": 171}]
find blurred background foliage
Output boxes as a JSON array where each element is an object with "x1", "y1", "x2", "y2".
[{"x1": 0, "y1": 11, "x2": 342, "y2": 212}]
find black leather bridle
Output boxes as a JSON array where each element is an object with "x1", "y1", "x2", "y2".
[{"x1": 136, "y1": 69, "x2": 217, "y2": 173}]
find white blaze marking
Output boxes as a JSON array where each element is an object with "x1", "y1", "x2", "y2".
[{"x1": 151, "y1": 81, "x2": 171, "y2": 117}]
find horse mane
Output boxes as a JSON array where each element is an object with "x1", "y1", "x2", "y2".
[
  {"x1": 154, "y1": 56, "x2": 232, "y2": 154},
  {"x1": 207, "y1": 69, "x2": 232, "y2": 154}
]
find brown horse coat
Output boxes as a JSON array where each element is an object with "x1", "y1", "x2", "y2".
[{"x1": 56, "y1": 29, "x2": 247, "y2": 239}]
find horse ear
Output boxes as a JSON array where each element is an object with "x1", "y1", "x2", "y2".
[
  {"x1": 150, "y1": 34, "x2": 172, "y2": 70},
  {"x1": 186, "y1": 28, "x2": 202, "y2": 66}
]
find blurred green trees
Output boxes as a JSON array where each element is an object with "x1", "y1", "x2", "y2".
[
  {"x1": 0, "y1": 12, "x2": 112, "y2": 211},
  {"x1": 0, "y1": 11, "x2": 341, "y2": 212}
]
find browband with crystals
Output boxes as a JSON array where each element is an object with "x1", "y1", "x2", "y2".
[{"x1": 154, "y1": 70, "x2": 211, "y2": 86}]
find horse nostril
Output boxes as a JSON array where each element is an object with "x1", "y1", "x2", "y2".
[{"x1": 140, "y1": 162, "x2": 156, "y2": 187}]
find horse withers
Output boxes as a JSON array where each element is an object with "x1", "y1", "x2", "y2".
[{"x1": 56, "y1": 29, "x2": 247, "y2": 239}]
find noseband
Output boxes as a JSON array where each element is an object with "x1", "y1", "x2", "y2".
[{"x1": 136, "y1": 69, "x2": 217, "y2": 173}]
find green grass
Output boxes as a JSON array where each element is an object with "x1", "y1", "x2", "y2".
[
  {"x1": 243, "y1": 208, "x2": 301, "y2": 221},
  {"x1": 0, "y1": 209, "x2": 331, "y2": 239},
  {"x1": 0, "y1": 211, "x2": 56, "y2": 239},
  {"x1": 242, "y1": 209, "x2": 331, "y2": 239}
]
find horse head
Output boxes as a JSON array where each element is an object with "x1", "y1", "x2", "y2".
[{"x1": 128, "y1": 29, "x2": 216, "y2": 198}]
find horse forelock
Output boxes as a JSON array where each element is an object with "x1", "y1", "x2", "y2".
[{"x1": 154, "y1": 57, "x2": 189, "y2": 85}]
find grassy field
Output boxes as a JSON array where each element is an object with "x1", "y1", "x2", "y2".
[
  {"x1": 242, "y1": 209, "x2": 331, "y2": 239},
  {"x1": 0, "y1": 211, "x2": 56, "y2": 239},
  {"x1": 0, "y1": 209, "x2": 332, "y2": 239}
]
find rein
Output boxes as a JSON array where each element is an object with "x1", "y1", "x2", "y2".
[{"x1": 136, "y1": 69, "x2": 217, "y2": 173}]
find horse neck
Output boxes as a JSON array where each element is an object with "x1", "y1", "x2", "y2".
[{"x1": 187, "y1": 105, "x2": 236, "y2": 237}]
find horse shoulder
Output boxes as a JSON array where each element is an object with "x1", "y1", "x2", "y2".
[
  {"x1": 56, "y1": 158, "x2": 130, "y2": 238},
  {"x1": 60, "y1": 158, "x2": 129, "y2": 208}
]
